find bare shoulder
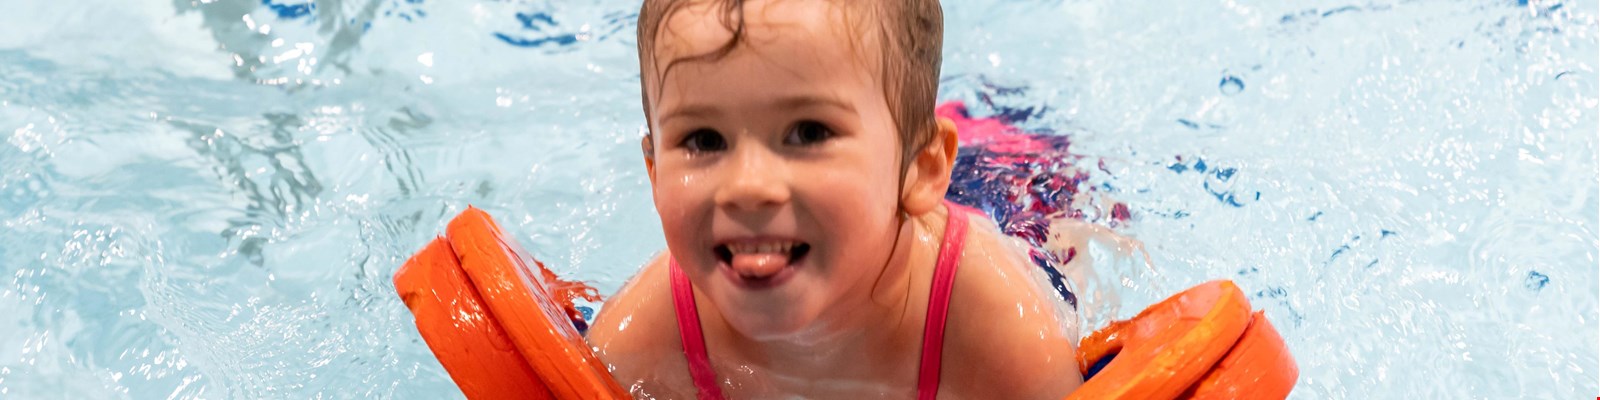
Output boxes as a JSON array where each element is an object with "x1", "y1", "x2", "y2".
[
  {"x1": 940, "y1": 214, "x2": 1085, "y2": 399},
  {"x1": 587, "y1": 252, "x2": 697, "y2": 399}
]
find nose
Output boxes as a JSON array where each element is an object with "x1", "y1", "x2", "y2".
[{"x1": 714, "y1": 144, "x2": 791, "y2": 211}]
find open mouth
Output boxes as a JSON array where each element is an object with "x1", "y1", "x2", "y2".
[{"x1": 712, "y1": 240, "x2": 811, "y2": 286}]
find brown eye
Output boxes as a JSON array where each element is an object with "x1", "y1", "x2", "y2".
[
  {"x1": 682, "y1": 128, "x2": 726, "y2": 153},
  {"x1": 784, "y1": 120, "x2": 834, "y2": 146}
]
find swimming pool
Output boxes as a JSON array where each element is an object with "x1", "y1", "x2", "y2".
[{"x1": 0, "y1": 0, "x2": 1593, "y2": 398}]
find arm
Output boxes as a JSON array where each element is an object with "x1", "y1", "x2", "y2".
[
  {"x1": 942, "y1": 218, "x2": 1085, "y2": 399},
  {"x1": 587, "y1": 252, "x2": 697, "y2": 399}
]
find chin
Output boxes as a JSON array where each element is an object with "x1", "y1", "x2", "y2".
[{"x1": 716, "y1": 292, "x2": 825, "y2": 342}]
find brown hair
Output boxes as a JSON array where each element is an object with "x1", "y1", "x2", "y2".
[{"x1": 635, "y1": 0, "x2": 944, "y2": 172}]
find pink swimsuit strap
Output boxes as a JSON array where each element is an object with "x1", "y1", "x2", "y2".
[
  {"x1": 670, "y1": 257, "x2": 725, "y2": 400},
  {"x1": 917, "y1": 200, "x2": 971, "y2": 400},
  {"x1": 670, "y1": 201, "x2": 971, "y2": 400}
]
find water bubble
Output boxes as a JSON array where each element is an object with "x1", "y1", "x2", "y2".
[
  {"x1": 1219, "y1": 75, "x2": 1245, "y2": 95},
  {"x1": 1524, "y1": 271, "x2": 1549, "y2": 291}
]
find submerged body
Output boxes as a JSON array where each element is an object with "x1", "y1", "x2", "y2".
[{"x1": 586, "y1": 0, "x2": 1084, "y2": 398}]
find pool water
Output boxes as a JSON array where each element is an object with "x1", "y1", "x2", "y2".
[{"x1": 0, "y1": 0, "x2": 1594, "y2": 398}]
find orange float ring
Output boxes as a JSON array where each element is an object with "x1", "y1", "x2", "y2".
[
  {"x1": 394, "y1": 206, "x2": 627, "y2": 400},
  {"x1": 1068, "y1": 280, "x2": 1298, "y2": 400},
  {"x1": 395, "y1": 237, "x2": 553, "y2": 399},
  {"x1": 1183, "y1": 311, "x2": 1299, "y2": 399},
  {"x1": 397, "y1": 208, "x2": 1295, "y2": 399}
]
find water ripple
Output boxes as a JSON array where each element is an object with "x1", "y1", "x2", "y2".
[{"x1": 0, "y1": 0, "x2": 1593, "y2": 398}]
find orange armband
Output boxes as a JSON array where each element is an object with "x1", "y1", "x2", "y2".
[
  {"x1": 1068, "y1": 280, "x2": 1298, "y2": 400},
  {"x1": 394, "y1": 207, "x2": 627, "y2": 400}
]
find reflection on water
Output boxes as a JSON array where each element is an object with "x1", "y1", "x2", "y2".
[{"x1": 0, "y1": 0, "x2": 1595, "y2": 398}]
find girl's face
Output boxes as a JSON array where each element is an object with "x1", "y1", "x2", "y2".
[{"x1": 644, "y1": 1, "x2": 904, "y2": 340}]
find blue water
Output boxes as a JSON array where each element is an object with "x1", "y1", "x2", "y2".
[{"x1": 0, "y1": 0, "x2": 1595, "y2": 398}]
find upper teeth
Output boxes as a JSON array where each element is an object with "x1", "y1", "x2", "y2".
[{"x1": 728, "y1": 242, "x2": 796, "y2": 255}]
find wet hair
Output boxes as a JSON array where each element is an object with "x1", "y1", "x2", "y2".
[{"x1": 636, "y1": 0, "x2": 944, "y2": 173}]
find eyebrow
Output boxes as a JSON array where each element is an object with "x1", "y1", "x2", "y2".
[
  {"x1": 657, "y1": 94, "x2": 856, "y2": 125},
  {"x1": 656, "y1": 103, "x2": 721, "y2": 126},
  {"x1": 773, "y1": 94, "x2": 856, "y2": 115}
]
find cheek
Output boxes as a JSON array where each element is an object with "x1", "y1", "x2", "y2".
[
  {"x1": 816, "y1": 184, "x2": 895, "y2": 250},
  {"x1": 805, "y1": 169, "x2": 896, "y2": 223},
  {"x1": 799, "y1": 144, "x2": 904, "y2": 268},
  {"x1": 652, "y1": 166, "x2": 713, "y2": 255}
]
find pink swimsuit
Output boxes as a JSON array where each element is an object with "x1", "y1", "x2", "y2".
[{"x1": 669, "y1": 201, "x2": 972, "y2": 400}]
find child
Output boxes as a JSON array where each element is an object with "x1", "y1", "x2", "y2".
[{"x1": 587, "y1": 0, "x2": 1085, "y2": 398}]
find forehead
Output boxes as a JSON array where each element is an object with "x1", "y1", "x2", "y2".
[{"x1": 645, "y1": 0, "x2": 884, "y2": 109}]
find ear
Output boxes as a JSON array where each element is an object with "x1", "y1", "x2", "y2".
[
  {"x1": 642, "y1": 134, "x2": 658, "y2": 186},
  {"x1": 901, "y1": 117, "x2": 960, "y2": 216}
]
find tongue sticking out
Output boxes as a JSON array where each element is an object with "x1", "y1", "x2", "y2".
[{"x1": 730, "y1": 253, "x2": 788, "y2": 279}]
